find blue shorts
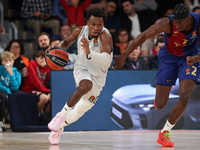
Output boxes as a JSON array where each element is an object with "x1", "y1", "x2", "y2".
[{"x1": 156, "y1": 48, "x2": 200, "y2": 85}]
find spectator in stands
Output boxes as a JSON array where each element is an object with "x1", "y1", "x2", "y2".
[
  {"x1": 60, "y1": 25, "x2": 72, "y2": 39},
  {"x1": 114, "y1": 28, "x2": 133, "y2": 55},
  {"x1": 184, "y1": 0, "x2": 200, "y2": 11},
  {"x1": 141, "y1": 6, "x2": 170, "y2": 59},
  {"x1": 149, "y1": 38, "x2": 165, "y2": 69},
  {"x1": 0, "y1": 24, "x2": 8, "y2": 54},
  {"x1": 53, "y1": 0, "x2": 68, "y2": 25},
  {"x1": 155, "y1": 8, "x2": 173, "y2": 24},
  {"x1": 37, "y1": 32, "x2": 51, "y2": 52},
  {"x1": 104, "y1": 0, "x2": 121, "y2": 38},
  {"x1": 21, "y1": 0, "x2": 60, "y2": 40},
  {"x1": 0, "y1": 51, "x2": 21, "y2": 132},
  {"x1": 60, "y1": 0, "x2": 92, "y2": 30},
  {"x1": 121, "y1": 45, "x2": 149, "y2": 70},
  {"x1": 133, "y1": 0, "x2": 157, "y2": 28},
  {"x1": 86, "y1": 0, "x2": 106, "y2": 11},
  {"x1": 60, "y1": 25, "x2": 77, "y2": 54},
  {"x1": 120, "y1": 0, "x2": 156, "y2": 39},
  {"x1": 192, "y1": 6, "x2": 200, "y2": 13},
  {"x1": 50, "y1": 36, "x2": 62, "y2": 46},
  {"x1": 0, "y1": 24, "x2": 5, "y2": 34},
  {"x1": 134, "y1": 0, "x2": 158, "y2": 12},
  {"x1": 152, "y1": 33, "x2": 164, "y2": 55},
  {"x1": 50, "y1": 36, "x2": 77, "y2": 70},
  {"x1": 156, "y1": 0, "x2": 184, "y2": 19},
  {"x1": 5, "y1": 40, "x2": 29, "y2": 80},
  {"x1": 21, "y1": 51, "x2": 51, "y2": 114}
]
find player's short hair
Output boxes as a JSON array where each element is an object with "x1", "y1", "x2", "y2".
[
  {"x1": 172, "y1": 3, "x2": 190, "y2": 20},
  {"x1": 1, "y1": 51, "x2": 14, "y2": 61},
  {"x1": 86, "y1": 8, "x2": 105, "y2": 21}
]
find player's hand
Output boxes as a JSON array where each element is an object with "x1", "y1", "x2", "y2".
[
  {"x1": 81, "y1": 36, "x2": 90, "y2": 54},
  {"x1": 45, "y1": 45, "x2": 61, "y2": 54},
  {"x1": 113, "y1": 55, "x2": 126, "y2": 69},
  {"x1": 186, "y1": 56, "x2": 196, "y2": 66}
]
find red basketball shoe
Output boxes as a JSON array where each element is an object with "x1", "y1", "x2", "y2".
[{"x1": 157, "y1": 130, "x2": 174, "y2": 147}]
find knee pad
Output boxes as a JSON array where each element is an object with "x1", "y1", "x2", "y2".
[{"x1": 66, "y1": 99, "x2": 94, "y2": 124}]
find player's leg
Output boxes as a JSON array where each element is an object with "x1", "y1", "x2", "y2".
[
  {"x1": 155, "y1": 59, "x2": 178, "y2": 147},
  {"x1": 60, "y1": 97, "x2": 95, "y2": 129},
  {"x1": 158, "y1": 60, "x2": 200, "y2": 147},
  {"x1": 154, "y1": 84, "x2": 172, "y2": 110},
  {"x1": 48, "y1": 67, "x2": 93, "y2": 132},
  {"x1": 162, "y1": 61, "x2": 198, "y2": 133},
  {"x1": 168, "y1": 79, "x2": 195, "y2": 125},
  {"x1": 48, "y1": 76, "x2": 101, "y2": 145}
]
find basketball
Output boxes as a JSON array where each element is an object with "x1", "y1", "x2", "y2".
[{"x1": 45, "y1": 46, "x2": 69, "y2": 70}]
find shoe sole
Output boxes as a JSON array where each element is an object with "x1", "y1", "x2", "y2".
[
  {"x1": 48, "y1": 137, "x2": 59, "y2": 145},
  {"x1": 157, "y1": 137, "x2": 174, "y2": 147}
]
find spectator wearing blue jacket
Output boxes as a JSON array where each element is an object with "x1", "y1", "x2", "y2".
[{"x1": 0, "y1": 51, "x2": 21, "y2": 132}]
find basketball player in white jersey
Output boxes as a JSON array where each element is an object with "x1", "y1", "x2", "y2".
[{"x1": 47, "y1": 8, "x2": 113, "y2": 145}]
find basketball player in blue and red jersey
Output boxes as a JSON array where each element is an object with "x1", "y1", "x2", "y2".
[{"x1": 114, "y1": 3, "x2": 200, "y2": 147}]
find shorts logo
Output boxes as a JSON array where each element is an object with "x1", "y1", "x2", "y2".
[
  {"x1": 88, "y1": 95, "x2": 99, "y2": 104},
  {"x1": 186, "y1": 68, "x2": 190, "y2": 75}
]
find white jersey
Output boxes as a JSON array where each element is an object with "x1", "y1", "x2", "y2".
[{"x1": 74, "y1": 25, "x2": 113, "y2": 87}]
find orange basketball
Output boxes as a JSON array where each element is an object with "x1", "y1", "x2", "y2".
[{"x1": 45, "y1": 47, "x2": 69, "y2": 70}]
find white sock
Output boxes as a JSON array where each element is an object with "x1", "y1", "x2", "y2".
[
  {"x1": 61, "y1": 103, "x2": 72, "y2": 117},
  {"x1": 161, "y1": 120, "x2": 175, "y2": 133}
]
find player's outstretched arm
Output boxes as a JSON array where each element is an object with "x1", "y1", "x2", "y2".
[{"x1": 114, "y1": 17, "x2": 171, "y2": 69}]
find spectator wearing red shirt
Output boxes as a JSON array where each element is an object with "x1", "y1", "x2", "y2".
[
  {"x1": 21, "y1": 51, "x2": 51, "y2": 114},
  {"x1": 60, "y1": 0, "x2": 92, "y2": 30}
]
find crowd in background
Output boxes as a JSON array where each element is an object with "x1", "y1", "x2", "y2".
[{"x1": 0, "y1": 0, "x2": 200, "y2": 132}]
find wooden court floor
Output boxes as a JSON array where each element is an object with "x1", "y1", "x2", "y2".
[{"x1": 0, "y1": 129, "x2": 199, "y2": 150}]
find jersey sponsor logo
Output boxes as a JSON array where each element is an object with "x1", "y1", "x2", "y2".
[
  {"x1": 191, "y1": 31, "x2": 197, "y2": 39},
  {"x1": 186, "y1": 68, "x2": 190, "y2": 75},
  {"x1": 173, "y1": 31, "x2": 178, "y2": 36},
  {"x1": 174, "y1": 42, "x2": 180, "y2": 46},
  {"x1": 88, "y1": 95, "x2": 99, "y2": 104},
  {"x1": 93, "y1": 38, "x2": 99, "y2": 47},
  {"x1": 166, "y1": 80, "x2": 171, "y2": 82}
]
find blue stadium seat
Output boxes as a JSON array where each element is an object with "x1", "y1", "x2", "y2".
[{"x1": 8, "y1": 93, "x2": 49, "y2": 132}]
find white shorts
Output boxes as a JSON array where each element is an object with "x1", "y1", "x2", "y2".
[{"x1": 73, "y1": 66, "x2": 103, "y2": 105}]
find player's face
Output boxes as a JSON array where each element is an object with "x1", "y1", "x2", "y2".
[
  {"x1": 87, "y1": 15, "x2": 104, "y2": 39},
  {"x1": 173, "y1": 18, "x2": 188, "y2": 32}
]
